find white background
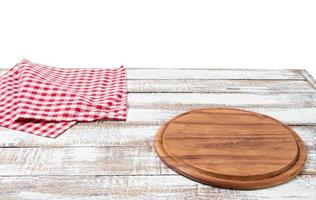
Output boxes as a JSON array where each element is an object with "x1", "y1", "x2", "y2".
[{"x1": 0, "y1": 0, "x2": 315, "y2": 76}]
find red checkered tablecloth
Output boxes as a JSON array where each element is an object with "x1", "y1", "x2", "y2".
[{"x1": 0, "y1": 59, "x2": 127, "y2": 138}]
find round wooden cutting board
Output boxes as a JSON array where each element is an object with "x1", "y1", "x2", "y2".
[{"x1": 155, "y1": 108, "x2": 307, "y2": 189}]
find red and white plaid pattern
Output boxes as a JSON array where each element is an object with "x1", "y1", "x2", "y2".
[{"x1": 0, "y1": 59, "x2": 127, "y2": 138}]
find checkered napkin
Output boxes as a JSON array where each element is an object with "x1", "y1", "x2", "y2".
[{"x1": 0, "y1": 59, "x2": 127, "y2": 138}]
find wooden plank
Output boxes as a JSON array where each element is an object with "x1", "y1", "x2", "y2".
[
  {"x1": 0, "y1": 122, "x2": 157, "y2": 147},
  {"x1": 0, "y1": 122, "x2": 314, "y2": 148},
  {"x1": 128, "y1": 79, "x2": 315, "y2": 93},
  {"x1": 126, "y1": 107, "x2": 316, "y2": 125},
  {"x1": 0, "y1": 175, "x2": 315, "y2": 200},
  {"x1": 126, "y1": 69, "x2": 305, "y2": 80},
  {"x1": 128, "y1": 93, "x2": 316, "y2": 108},
  {"x1": 0, "y1": 146, "x2": 170, "y2": 176},
  {"x1": 0, "y1": 146, "x2": 314, "y2": 176},
  {"x1": 0, "y1": 68, "x2": 305, "y2": 80}
]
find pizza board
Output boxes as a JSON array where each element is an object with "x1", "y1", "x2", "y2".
[{"x1": 155, "y1": 108, "x2": 307, "y2": 189}]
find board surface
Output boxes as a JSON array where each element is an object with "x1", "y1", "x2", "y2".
[{"x1": 155, "y1": 108, "x2": 307, "y2": 189}]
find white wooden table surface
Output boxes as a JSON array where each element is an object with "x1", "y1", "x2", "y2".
[{"x1": 0, "y1": 68, "x2": 316, "y2": 200}]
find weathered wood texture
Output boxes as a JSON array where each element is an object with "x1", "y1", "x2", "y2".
[
  {"x1": 0, "y1": 175, "x2": 315, "y2": 200},
  {"x1": 128, "y1": 80, "x2": 315, "y2": 93},
  {"x1": 0, "y1": 68, "x2": 315, "y2": 198},
  {"x1": 126, "y1": 107, "x2": 316, "y2": 125},
  {"x1": 0, "y1": 146, "x2": 314, "y2": 176},
  {"x1": 128, "y1": 93, "x2": 316, "y2": 107},
  {"x1": 126, "y1": 69, "x2": 305, "y2": 80}
]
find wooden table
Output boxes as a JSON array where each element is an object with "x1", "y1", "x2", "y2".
[{"x1": 0, "y1": 68, "x2": 316, "y2": 199}]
